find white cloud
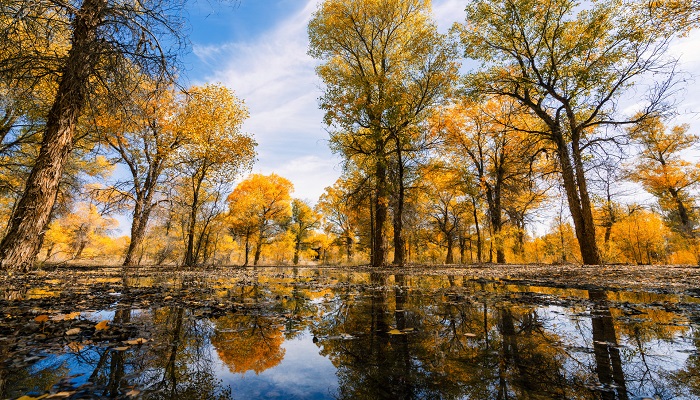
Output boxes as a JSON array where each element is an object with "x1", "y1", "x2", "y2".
[
  {"x1": 433, "y1": 0, "x2": 466, "y2": 32},
  {"x1": 191, "y1": 0, "x2": 336, "y2": 202},
  {"x1": 185, "y1": 0, "x2": 489, "y2": 204}
]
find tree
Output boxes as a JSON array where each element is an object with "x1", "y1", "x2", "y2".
[
  {"x1": 419, "y1": 165, "x2": 470, "y2": 264},
  {"x1": 317, "y1": 179, "x2": 362, "y2": 263},
  {"x1": 93, "y1": 81, "x2": 183, "y2": 266},
  {"x1": 458, "y1": 0, "x2": 680, "y2": 264},
  {"x1": 0, "y1": 0, "x2": 186, "y2": 271},
  {"x1": 177, "y1": 84, "x2": 256, "y2": 267},
  {"x1": 289, "y1": 199, "x2": 320, "y2": 265},
  {"x1": 309, "y1": 0, "x2": 458, "y2": 267},
  {"x1": 226, "y1": 173, "x2": 292, "y2": 266},
  {"x1": 628, "y1": 116, "x2": 699, "y2": 238},
  {"x1": 441, "y1": 97, "x2": 543, "y2": 263}
]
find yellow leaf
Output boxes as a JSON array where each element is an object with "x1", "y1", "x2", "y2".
[
  {"x1": 95, "y1": 320, "x2": 109, "y2": 330},
  {"x1": 34, "y1": 315, "x2": 49, "y2": 323},
  {"x1": 387, "y1": 329, "x2": 404, "y2": 335}
]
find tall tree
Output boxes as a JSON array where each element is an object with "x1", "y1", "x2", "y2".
[
  {"x1": 0, "y1": 0, "x2": 186, "y2": 271},
  {"x1": 441, "y1": 97, "x2": 542, "y2": 263},
  {"x1": 309, "y1": 0, "x2": 458, "y2": 267},
  {"x1": 317, "y1": 180, "x2": 361, "y2": 263},
  {"x1": 94, "y1": 82, "x2": 183, "y2": 266},
  {"x1": 226, "y1": 173, "x2": 292, "y2": 266},
  {"x1": 289, "y1": 199, "x2": 320, "y2": 265},
  {"x1": 628, "y1": 116, "x2": 699, "y2": 238},
  {"x1": 458, "y1": 0, "x2": 680, "y2": 264},
  {"x1": 177, "y1": 84, "x2": 256, "y2": 267}
]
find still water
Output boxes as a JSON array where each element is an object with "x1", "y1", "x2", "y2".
[{"x1": 2, "y1": 267, "x2": 699, "y2": 399}]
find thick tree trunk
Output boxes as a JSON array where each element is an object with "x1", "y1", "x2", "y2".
[
  {"x1": 0, "y1": 0, "x2": 106, "y2": 272},
  {"x1": 293, "y1": 237, "x2": 300, "y2": 265},
  {"x1": 253, "y1": 234, "x2": 263, "y2": 266},
  {"x1": 555, "y1": 132, "x2": 601, "y2": 264},
  {"x1": 372, "y1": 158, "x2": 387, "y2": 267},
  {"x1": 669, "y1": 188, "x2": 693, "y2": 237},
  {"x1": 445, "y1": 235, "x2": 454, "y2": 264},
  {"x1": 123, "y1": 198, "x2": 152, "y2": 266},
  {"x1": 345, "y1": 235, "x2": 352, "y2": 262}
]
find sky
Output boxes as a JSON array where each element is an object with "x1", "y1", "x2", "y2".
[
  {"x1": 180, "y1": 0, "x2": 469, "y2": 203},
  {"x1": 178, "y1": 0, "x2": 700, "y2": 207}
]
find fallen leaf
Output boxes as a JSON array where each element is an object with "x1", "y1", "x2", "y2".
[
  {"x1": 34, "y1": 315, "x2": 49, "y2": 323},
  {"x1": 16, "y1": 396, "x2": 37, "y2": 400},
  {"x1": 387, "y1": 329, "x2": 404, "y2": 335},
  {"x1": 46, "y1": 392, "x2": 72, "y2": 398},
  {"x1": 67, "y1": 342, "x2": 84, "y2": 352},
  {"x1": 65, "y1": 328, "x2": 81, "y2": 336},
  {"x1": 112, "y1": 346, "x2": 129, "y2": 351},
  {"x1": 95, "y1": 320, "x2": 109, "y2": 330},
  {"x1": 464, "y1": 333, "x2": 477, "y2": 338},
  {"x1": 125, "y1": 338, "x2": 148, "y2": 345},
  {"x1": 126, "y1": 389, "x2": 140, "y2": 397}
]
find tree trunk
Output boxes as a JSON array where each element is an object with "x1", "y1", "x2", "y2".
[
  {"x1": 183, "y1": 175, "x2": 203, "y2": 267},
  {"x1": 372, "y1": 158, "x2": 387, "y2": 267},
  {"x1": 555, "y1": 132, "x2": 601, "y2": 264},
  {"x1": 293, "y1": 236, "x2": 301, "y2": 265},
  {"x1": 243, "y1": 232, "x2": 250, "y2": 266},
  {"x1": 472, "y1": 197, "x2": 482, "y2": 263},
  {"x1": 486, "y1": 184, "x2": 505, "y2": 263},
  {"x1": 345, "y1": 235, "x2": 352, "y2": 262},
  {"x1": 669, "y1": 188, "x2": 693, "y2": 237},
  {"x1": 445, "y1": 235, "x2": 454, "y2": 264},
  {"x1": 0, "y1": 0, "x2": 106, "y2": 272},
  {"x1": 392, "y1": 137, "x2": 405, "y2": 267},
  {"x1": 123, "y1": 197, "x2": 152, "y2": 266},
  {"x1": 253, "y1": 233, "x2": 263, "y2": 266}
]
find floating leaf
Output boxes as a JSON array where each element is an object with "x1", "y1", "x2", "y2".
[
  {"x1": 34, "y1": 315, "x2": 49, "y2": 323},
  {"x1": 51, "y1": 312, "x2": 81, "y2": 321},
  {"x1": 95, "y1": 320, "x2": 109, "y2": 330},
  {"x1": 65, "y1": 328, "x2": 81, "y2": 336},
  {"x1": 112, "y1": 346, "x2": 129, "y2": 351},
  {"x1": 387, "y1": 329, "x2": 404, "y2": 335},
  {"x1": 464, "y1": 333, "x2": 477, "y2": 338},
  {"x1": 126, "y1": 389, "x2": 140, "y2": 397}
]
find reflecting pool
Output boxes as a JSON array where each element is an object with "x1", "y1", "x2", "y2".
[{"x1": 1, "y1": 267, "x2": 699, "y2": 399}]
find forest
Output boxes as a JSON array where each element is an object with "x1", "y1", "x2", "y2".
[
  {"x1": 4, "y1": 1, "x2": 700, "y2": 399},
  {"x1": 0, "y1": 0, "x2": 699, "y2": 271}
]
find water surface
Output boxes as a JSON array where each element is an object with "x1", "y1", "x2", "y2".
[{"x1": 1, "y1": 267, "x2": 699, "y2": 399}]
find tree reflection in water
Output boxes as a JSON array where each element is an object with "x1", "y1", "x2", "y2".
[{"x1": 1, "y1": 269, "x2": 699, "y2": 399}]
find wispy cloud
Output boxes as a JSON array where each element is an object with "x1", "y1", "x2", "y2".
[{"x1": 191, "y1": 0, "x2": 338, "y2": 201}]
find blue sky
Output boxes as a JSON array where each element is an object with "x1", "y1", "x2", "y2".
[
  {"x1": 179, "y1": 0, "x2": 700, "y2": 207},
  {"x1": 179, "y1": 0, "x2": 469, "y2": 203}
]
